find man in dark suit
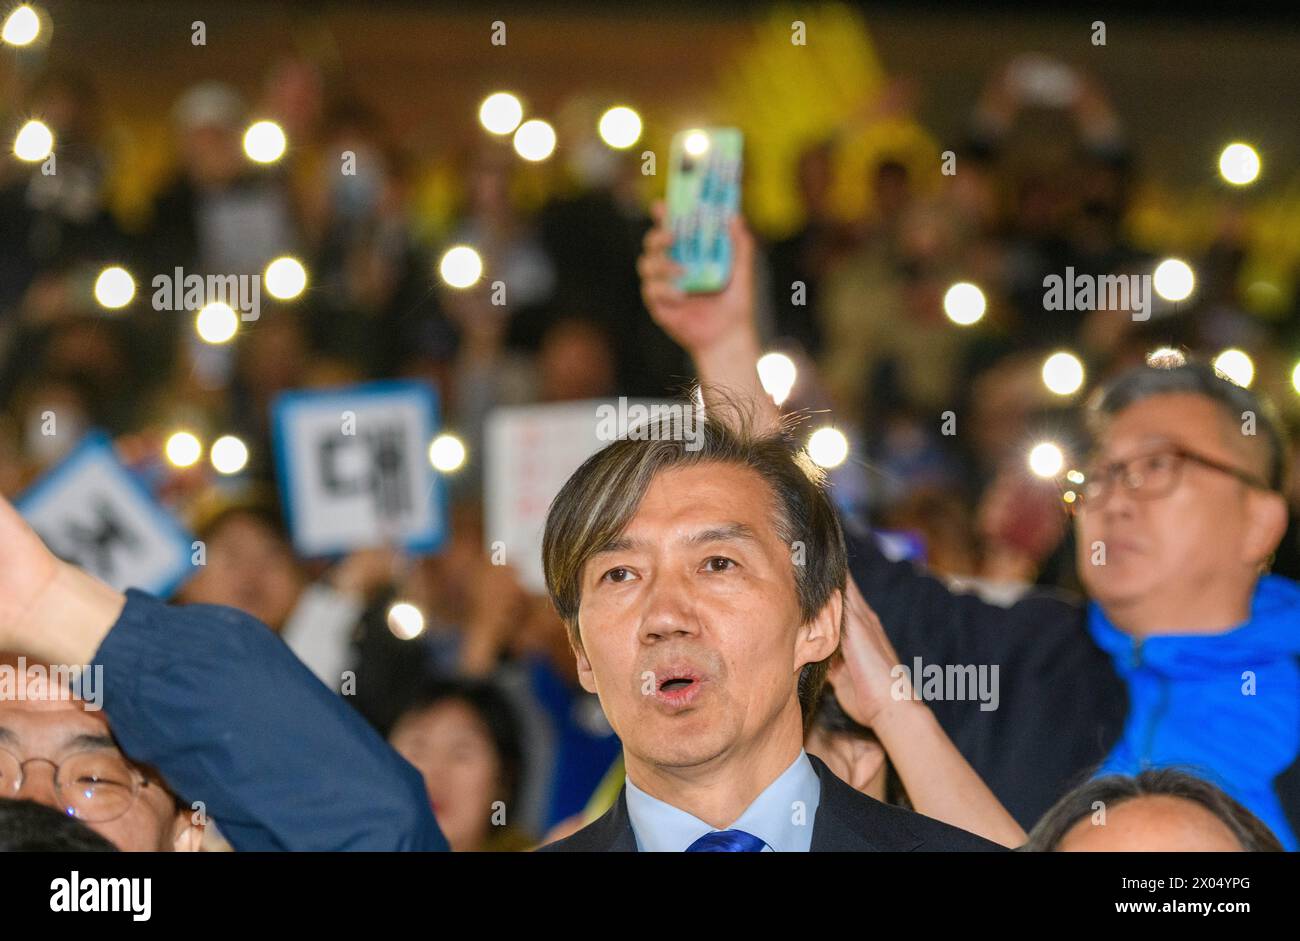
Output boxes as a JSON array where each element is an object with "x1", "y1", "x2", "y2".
[
  {"x1": 536, "y1": 399, "x2": 1001, "y2": 852},
  {"x1": 542, "y1": 752, "x2": 996, "y2": 852}
]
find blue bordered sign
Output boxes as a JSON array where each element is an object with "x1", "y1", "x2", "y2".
[
  {"x1": 15, "y1": 431, "x2": 195, "y2": 598},
  {"x1": 271, "y1": 380, "x2": 446, "y2": 558}
]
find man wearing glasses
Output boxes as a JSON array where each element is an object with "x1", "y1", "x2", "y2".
[
  {"x1": 638, "y1": 211, "x2": 1300, "y2": 849},
  {"x1": 0, "y1": 662, "x2": 205, "y2": 851},
  {"x1": 0, "y1": 502, "x2": 448, "y2": 852}
]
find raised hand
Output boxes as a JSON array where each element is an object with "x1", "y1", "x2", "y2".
[
  {"x1": 329, "y1": 546, "x2": 402, "y2": 601},
  {"x1": 0, "y1": 494, "x2": 60, "y2": 648},
  {"x1": 828, "y1": 576, "x2": 911, "y2": 728},
  {"x1": 0, "y1": 492, "x2": 124, "y2": 663},
  {"x1": 459, "y1": 560, "x2": 529, "y2": 677},
  {"x1": 637, "y1": 201, "x2": 776, "y2": 427},
  {"x1": 828, "y1": 574, "x2": 1028, "y2": 846},
  {"x1": 637, "y1": 200, "x2": 758, "y2": 359}
]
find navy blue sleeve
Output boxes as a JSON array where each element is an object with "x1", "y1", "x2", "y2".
[
  {"x1": 843, "y1": 524, "x2": 1128, "y2": 829},
  {"x1": 844, "y1": 523, "x2": 1086, "y2": 671},
  {"x1": 92, "y1": 589, "x2": 449, "y2": 852},
  {"x1": 843, "y1": 522, "x2": 1099, "y2": 749}
]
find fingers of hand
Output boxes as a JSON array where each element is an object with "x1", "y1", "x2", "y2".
[
  {"x1": 636, "y1": 249, "x2": 681, "y2": 284},
  {"x1": 728, "y1": 215, "x2": 755, "y2": 267},
  {"x1": 642, "y1": 218, "x2": 673, "y2": 249},
  {"x1": 643, "y1": 282, "x2": 686, "y2": 312},
  {"x1": 638, "y1": 250, "x2": 686, "y2": 306}
]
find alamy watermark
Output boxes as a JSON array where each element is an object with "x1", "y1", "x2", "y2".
[
  {"x1": 595, "y1": 397, "x2": 703, "y2": 452},
  {"x1": 151, "y1": 267, "x2": 261, "y2": 321},
  {"x1": 891, "y1": 656, "x2": 1000, "y2": 712},
  {"x1": 50, "y1": 871, "x2": 151, "y2": 921},
  {"x1": 1043, "y1": 267, "x2": 1150, "y2": 321},
  {"x1": 0, "y1": 657, "x2": 104, "y2": 711}
]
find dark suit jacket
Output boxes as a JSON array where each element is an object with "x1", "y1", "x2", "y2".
[{"x1": 538, "y1": 755, "x2": 1005, "y2": 852}]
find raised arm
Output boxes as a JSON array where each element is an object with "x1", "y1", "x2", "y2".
[
  {"x1": 636, "y1": 204, "x2": 1072, "y2": 665},
  {"x1": 830, "y1": 578, "x2": 1026, "y2": 848},
  {"x1": 0, "y1": 495, "x2": 447, "y2": 851},
  {"x1": 638, "y1": 200, "x2": 778, "y2": 430},
  {"x1": 636, "y1": 204, "x2": 1091, "y2": 768}
]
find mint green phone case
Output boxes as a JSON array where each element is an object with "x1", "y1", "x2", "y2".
[{"x1": 667, "y1": 127, "x2": 743, "y2": 293}]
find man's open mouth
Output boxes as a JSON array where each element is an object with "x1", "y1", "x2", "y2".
[{"x1": 651, "y1": 668, "x2": 706, "y2": 707}]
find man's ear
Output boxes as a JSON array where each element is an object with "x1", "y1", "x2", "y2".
[
  {"x1": 571, "y1": 626, "x2": 598, "y2": 695},
  {"x1": 1244, "y1": 490, "x2": 1289, "y2": 569},
  {"x1": 170, "y1": 807, "x2": 206, "y2": 852},
  {"x1": 796, "y1": 588, "x2": 843, "y2": 670}
]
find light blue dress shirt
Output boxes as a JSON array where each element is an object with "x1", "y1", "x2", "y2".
[{"x1": 623, "y1": 750, "x2": 822, "y2": 851}]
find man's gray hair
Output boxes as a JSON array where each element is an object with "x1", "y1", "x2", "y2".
[{"x1": 1087, "y1": 358, "x2": 1290, "y2": 489}]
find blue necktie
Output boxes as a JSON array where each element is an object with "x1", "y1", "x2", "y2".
[{"x1": 685, "y1": 829, "x2": 767, "y2": 852}]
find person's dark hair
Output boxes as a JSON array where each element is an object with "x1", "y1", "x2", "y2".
[
  {"x1": 1087, "y1": 357, "x2": 1290, "y2": 491},
  {"x1": 811, "y1": 691, "x2": 908, "y2": 807},
  {"x1": 392, "y1": 679, "x2": 525, "y2": 813},
  {"x1": 1023, "y1": 768, "x2": 1284, "y2": 851},
  {"x1": 191, "y1": 495, "x2": 288, "y2": 546},
  {"x1": 0, "y1": 798, "x2": 118, "y2": 852},
  {"x1": 541, "y1": 391, "x2": 846, "y2": 729}
]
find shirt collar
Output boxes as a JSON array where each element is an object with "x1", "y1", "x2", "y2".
[{"x1": 623, "y1": 750, "x2": 822, "y2": 852}]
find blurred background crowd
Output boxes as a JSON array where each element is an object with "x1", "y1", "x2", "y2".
[{"x1": 1, "y1": 1, "x2": 1298, "y2": 849}]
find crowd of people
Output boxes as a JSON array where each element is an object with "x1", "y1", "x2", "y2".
[{"x1": 1, "y1": 40, "x2": 1297, "y2": 853}]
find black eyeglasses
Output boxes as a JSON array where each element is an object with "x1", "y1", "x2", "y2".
[
  {"x1": 1060, "y1": 445, "x2": 1273, "y2": 515},
  {"x1": 0, "y1": 747, "x2": 150, "y2": 823}
]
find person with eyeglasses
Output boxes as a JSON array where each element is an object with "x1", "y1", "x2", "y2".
[
  {"x1": 637, "y1": 209, "x2": 1300, "y2": 849},
  {"x1": 0, "y1": 661, "x2": 205, "y2": 851},
  {"x1": 0, "y1": 502, "x2": 449, "y2": 852}
]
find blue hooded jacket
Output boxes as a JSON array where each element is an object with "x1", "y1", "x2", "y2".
[
  {"x1": 849, "y1": 525, "x2": 1300, "y2": 846},
  {"x1": 1088, "y1": 574, "x2": 1300, "y2": 849}
]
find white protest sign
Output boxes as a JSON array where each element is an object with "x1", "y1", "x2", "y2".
[
  {"x1": 272, "y1": 380, "x2": 446, "y2": 558},
  {"x1": 16, "y1": 431, "x2": 195, "y2": 597},
  {"x1": 485, "y1": 398, "x2": 692, "y2": 593}
]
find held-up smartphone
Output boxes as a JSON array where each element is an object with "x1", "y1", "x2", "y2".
[{"x1": 666, "y1": 127, "x2": 743, "y2": 293}]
